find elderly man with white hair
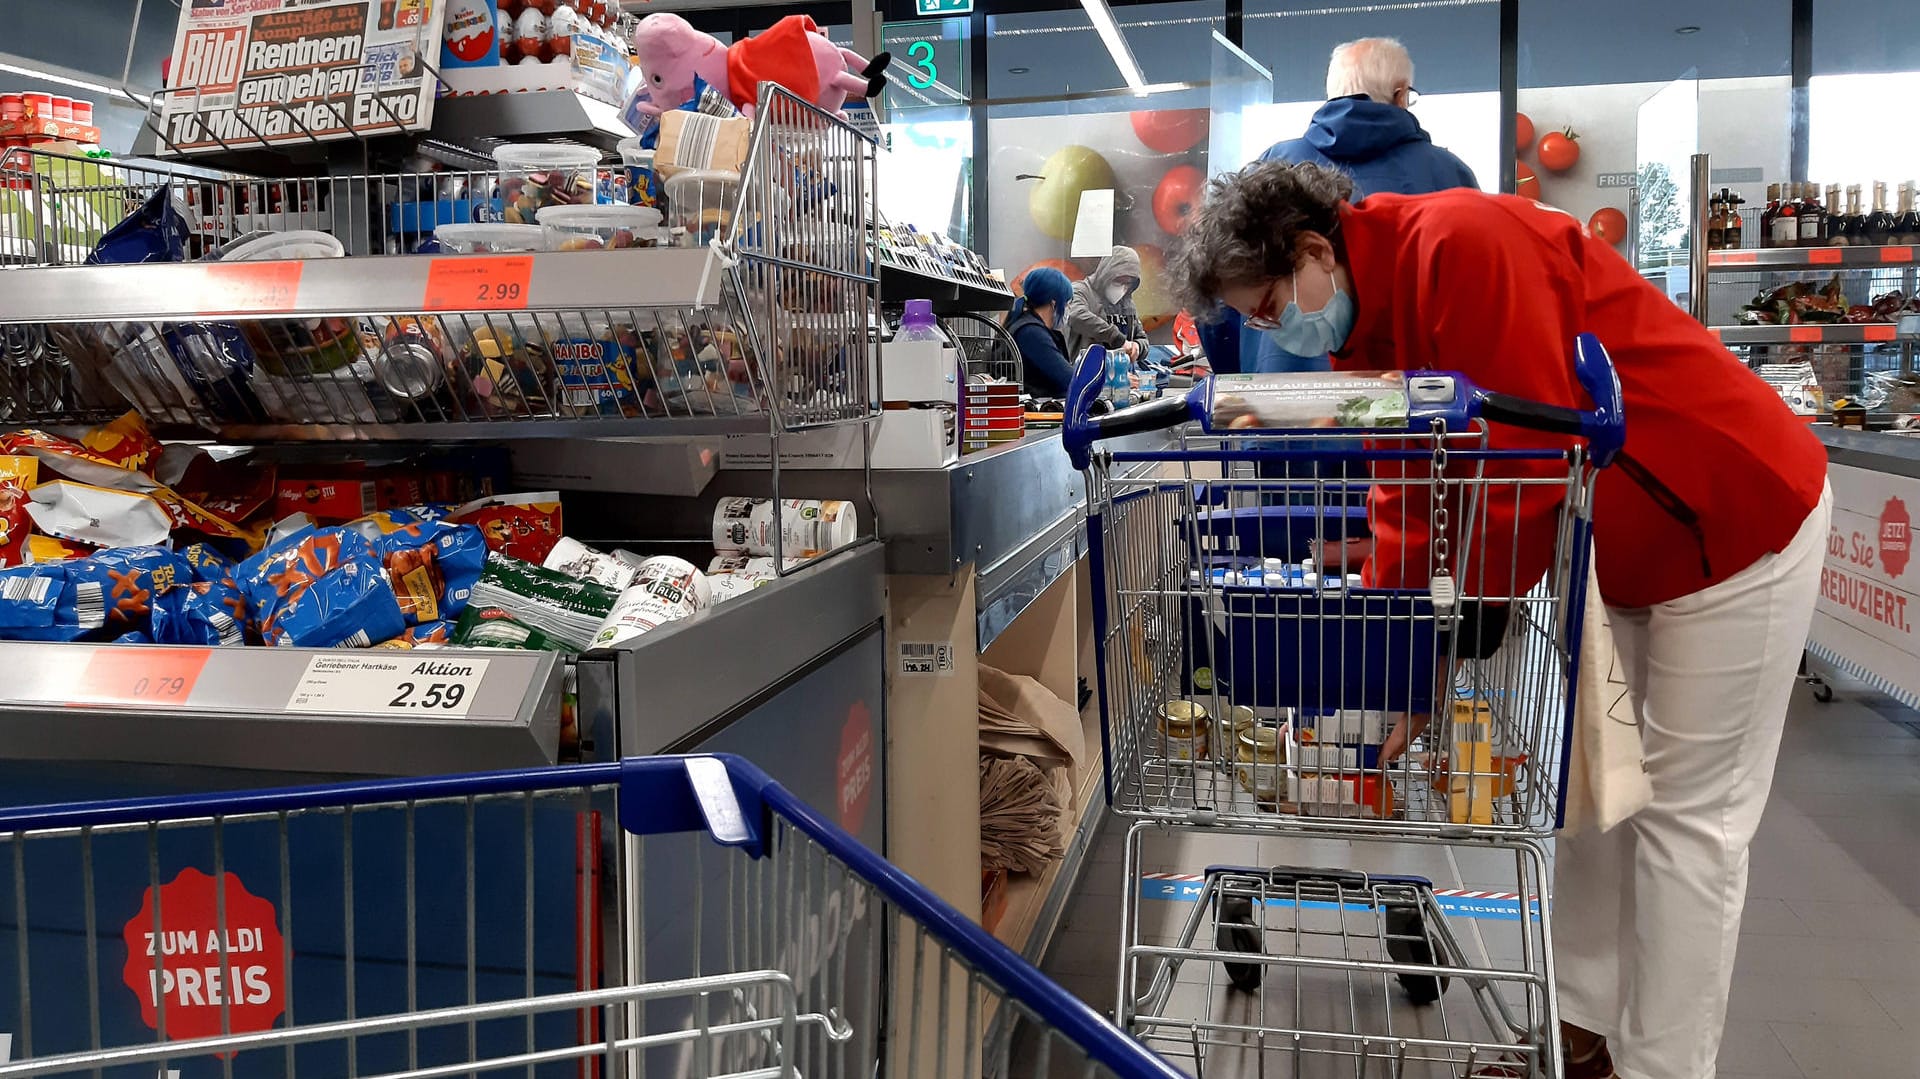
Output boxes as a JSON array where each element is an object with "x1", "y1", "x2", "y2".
[{"x1": 1226, "y1": 36, "x2": 1479, "y2": 376}]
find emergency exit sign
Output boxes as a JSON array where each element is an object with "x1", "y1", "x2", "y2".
[{"x1": 916, "y1": 0, "x2": 972, "y2": 15}]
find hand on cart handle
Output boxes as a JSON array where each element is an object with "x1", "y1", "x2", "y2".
[{"x1": 1062, "y1": 332, "x2": 1626, "y2": 470}]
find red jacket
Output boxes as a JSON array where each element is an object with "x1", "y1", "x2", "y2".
[{"x1": 1333, "y1": 190, "x2": 1826, "y2": 609}]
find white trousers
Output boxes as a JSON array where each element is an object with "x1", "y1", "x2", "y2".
[{"x1": 1554, "y1": 483, "x2": 1831, "y2": 1079}]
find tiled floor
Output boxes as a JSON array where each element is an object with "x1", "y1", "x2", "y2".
[{"x1": 1039, "y1": 677, "x2": 1920, "y2": 1077}]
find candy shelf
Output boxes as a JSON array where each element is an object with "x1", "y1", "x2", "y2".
[
  {"x1": 1707, "y1": 244, "x2": 1919, "y2": 271},
  {"x1": 0, "y1": 86, "x2": 880, "y2": 442}
]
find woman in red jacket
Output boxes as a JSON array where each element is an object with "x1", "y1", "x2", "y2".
[{"x1": 1170, "y1": 162, "x2": 1830, "y2": 1079}]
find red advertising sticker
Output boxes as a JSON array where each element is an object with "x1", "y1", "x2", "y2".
[
  {"x1": 121, "y1": 868, "x2": 288, "y2": 1042},
  {"x1": 837, "y1": 700, "x2": 874, "y2": 834},
  {"x1": 1880, "y1": 497, "x2": 1911, "y2": 579}
]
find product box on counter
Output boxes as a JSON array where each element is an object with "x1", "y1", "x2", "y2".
[
  {"x1": 439, "y1": 0, "x2": 633, "y2": 106},
  {"x1": 722, "y1": 409, "x2": 958, "y2": 470}
]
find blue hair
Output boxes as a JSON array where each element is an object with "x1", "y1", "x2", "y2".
[{"x1": 1011, "y1": 266, "x2": 1074, "y2": 324}]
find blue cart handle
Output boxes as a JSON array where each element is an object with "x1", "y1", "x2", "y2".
[{"x1": 1062, "y1": 333, "x2": 1626, "y2": 470}]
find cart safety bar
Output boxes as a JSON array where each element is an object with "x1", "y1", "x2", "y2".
[
  {"x1": 0, "y1": 754, "x2": 1191, "y2": 1079},
  {"x1": 1061, "y1": 333, "x2": 1626, "y2": 470}
]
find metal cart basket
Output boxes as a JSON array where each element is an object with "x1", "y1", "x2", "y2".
[
  {"x1": 1062, "y1": 337, "x2": 1625, "y2": 1078},
  {"x1": 0, "y1": 754, "x2": 1187, "y2": 1079}
]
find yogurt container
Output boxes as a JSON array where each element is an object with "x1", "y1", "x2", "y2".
[{"x1": 434, "y1": 222, "x2": 545, "y2": 253}]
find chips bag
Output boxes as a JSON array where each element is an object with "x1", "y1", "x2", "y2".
[
  {"x1": 450, "y1": 492, "x2": 564, "y2": 564},
  {"x1": 238, "y1": 527, "x2": 405, "y2": 648},
  {"x1": 373, "y1": 519, "x2": 487, "y2": 624}
]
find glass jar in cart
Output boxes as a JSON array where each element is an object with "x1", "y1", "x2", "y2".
[
  {"x1": 1157, "y1": 699, "x2": 1209, "y2": 762},
  {"x1": 1234, "y1": 722, "x2": 1281, "y2": 802}
]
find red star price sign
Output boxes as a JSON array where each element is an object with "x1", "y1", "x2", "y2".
[
  {"x1": 121, "y1": 869, "x2": 288, "y2": 1042},
  {"x1": 1881, "y1": 497, "x2": 1911, "y2": 580}
]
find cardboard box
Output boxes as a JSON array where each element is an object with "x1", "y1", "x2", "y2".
[
  {"x1": 439, "y1": 4, "x2": 633, "y2": 107},
  {"x1": 275, "y1": 476, "x2": 378, "y2": 522}
]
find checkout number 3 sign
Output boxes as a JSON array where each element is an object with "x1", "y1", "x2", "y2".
[{"x1": 906, "y1": 41, "x2": 937, "y2": 89}]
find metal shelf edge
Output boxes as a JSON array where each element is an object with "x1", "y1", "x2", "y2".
[{"x1": 1707, "y1": 244, "x2": 1919, "y2": 271}]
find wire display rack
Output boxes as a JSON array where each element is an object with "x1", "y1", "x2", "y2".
[{"x1": 0, "y1": 86, "x2": 878, "y2": 441}]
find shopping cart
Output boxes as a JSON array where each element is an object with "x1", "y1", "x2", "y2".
[
  {"x1": 1063, "y1": 338, "x2": 1624, "y2": 1077},
  {"x1": 0, "y1": 754, "x2": 1187, "y2": 1079}
]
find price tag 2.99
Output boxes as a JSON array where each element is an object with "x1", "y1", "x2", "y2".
[
  {"x1": 285, "y1": 654, "x2": 490, "y2": 718},
  {"x1": 422, "y1": 256, "x2": 534, "y2": 311},
  {"x1": 75, "y1": 647, "x2": 212, "y2": 706}
]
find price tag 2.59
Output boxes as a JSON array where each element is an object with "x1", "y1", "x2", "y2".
[
  {"x1": 423, "y1": 256, "x2": 534, "y2": 311},
  {"x1": 75, "y1": 647, "x2": 212, "y2": 706},
  {"x1": 285, "y1": 654, "x2": 490, "y2": 718}
]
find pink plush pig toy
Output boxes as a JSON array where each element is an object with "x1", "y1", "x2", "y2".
[{"x1": 630, "y1": 12, "x2": 890, "y2": 120}]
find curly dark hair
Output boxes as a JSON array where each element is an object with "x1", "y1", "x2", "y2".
[{"x1": 1167, "y1": 160, "x2": 1355, "y2": 318}]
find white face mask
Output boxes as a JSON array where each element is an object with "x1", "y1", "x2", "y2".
[{"x1": 1104, "y1": 284, "x2": 1127, "y2": 304}]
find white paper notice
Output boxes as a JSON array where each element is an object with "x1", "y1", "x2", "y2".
[
  {"x1": 284, "y1": 654, "x2": 489, "y2": 717},
  {"x1": 1069, "y1": 188, "x2": 1116, "y2": 258}
]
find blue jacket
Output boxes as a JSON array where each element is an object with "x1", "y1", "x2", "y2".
[
  {"x1": 1009, "y1": 311, "x2": 1074, "y2": 399},
  {"x1": 1240, "y1": 96, "x2": 1480, "y2": 374}
]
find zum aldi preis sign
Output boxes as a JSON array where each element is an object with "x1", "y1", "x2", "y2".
[{"x1": 121, "y1": 868, "x2": 288, "y2": 1041}]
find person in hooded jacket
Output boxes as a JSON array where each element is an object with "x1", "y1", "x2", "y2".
[
  {"x1": 1064, "y1": 246, "x2": 1149, "y2": 366},
  {"x1": 1006, "y1": 266, "x2": 1076, "y2": 399},
  {"x1": 1226, "y1": 37, "x2": 1479, "y2": 375}
]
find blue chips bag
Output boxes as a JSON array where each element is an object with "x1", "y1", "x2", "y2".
[{"x1": 239, "y1": 527, "x2": 405, "y2": 648}]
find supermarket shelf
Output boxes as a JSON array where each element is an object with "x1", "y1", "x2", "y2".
[
  {"x1": 1816, "y1": 424, "x2": 1920, "y2": 480},
  {"x1": 1710, "y1": 322, "x2": 1919, "y2": 345},
  {"x1": 881, "y1": 261, "x2": 1015, "y2": 315},
  {"x1": 0, "y1": 247, "x2": 725, "y2": 323},
  {"x1": 1707, "y1": 244, "x2": 1920, "y2": 271},
  {"x1": 0, "y1": 644, "x2": 563, "y2": 775},
  {"x1": 427, "y1": 91, "x2": 635, "y2": 155}
]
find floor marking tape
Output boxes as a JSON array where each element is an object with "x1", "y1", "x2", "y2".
[{"x1": 1136, "y1": 876, "x2": 1539, "y2": 922}]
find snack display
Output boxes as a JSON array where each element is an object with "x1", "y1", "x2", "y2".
[
  {"x1": 493, "y1": 144, "x2": 603, "y2": 223},
  {"x1": 537, "y1": 204, "x2": 667, "y2": 250}
]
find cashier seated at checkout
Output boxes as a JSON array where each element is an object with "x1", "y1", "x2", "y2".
[{"x1": 1006, "y1": 266, "x2": 1077, "y2": 400}]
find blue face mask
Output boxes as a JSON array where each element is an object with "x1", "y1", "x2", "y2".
[{"x1": 1267, "y1": 263, "x2": 1355, "y2": 357}]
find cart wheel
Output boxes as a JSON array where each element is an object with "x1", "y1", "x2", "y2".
[
  {"x1": 1383, "y1": 903, "x2": 1449, "y2": 1005},
  {"x1": 1809, "y1": 678, "x2": 1834, "y2": 704},
  {"x1": 1215, "y1": 894, "x2": 1263, "y2": 992}
]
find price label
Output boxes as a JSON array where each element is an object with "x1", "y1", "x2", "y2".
[
  {"x1": 423, "y1": 256, "x2": 534, "y2": 311},
  {"x1": 284, "y1": 653, "x2": 490, "y2": 718},
  {"x1": 1808, "y1": 248, "x2": 1843, "y2": 265},
  {"x1": 1879, "y1": 246, "x2": 1914, "y2": 263},
  {"x1": 1710, "y1": 250, "x2": 1757, "y2": 265},
  {"x1": 74, "y1": 647, "x2": 212, "y2": 706},
  {"x1": 197, "y1": 261, "x2": 304, "y2": 315}
]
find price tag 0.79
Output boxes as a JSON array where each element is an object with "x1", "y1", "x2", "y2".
[
  {"x1": 423, "y1": 256, "x2": 534, "y2": 312},
  {"x1": 74, "y1": 648, "x2": 212, "y2": 707}
]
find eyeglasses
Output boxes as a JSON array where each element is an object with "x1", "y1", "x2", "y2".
[
  {"x1": 1405, "y1": 85, "x2": 1421, "y2": 106},
  {"x1": 1243, "y1": 278, "x2": 1289, "y2": 331}
]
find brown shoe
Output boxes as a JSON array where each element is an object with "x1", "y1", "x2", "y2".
[{"x1": 1564, "y1": 1037, "x2": 1616, "y2": 1079}]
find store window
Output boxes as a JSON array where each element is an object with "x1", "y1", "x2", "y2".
[
  {"x1": 1519, "y1": 0, "x2": 1791, "y2": 290},
  {"x1": 874, "y1": 17, "x2": 974, "y2": 248},
  {"x1": 987, "y1": 1, "x2": 1225, "y2": 101},
  {"x1": 1808, "y1": 0, "x2": 1920, "y2": 189},
  {"x1": 1240, "y1": 0, "x2": 1500, "y2": 187}
]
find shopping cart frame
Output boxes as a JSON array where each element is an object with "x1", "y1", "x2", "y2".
[
  {"x1": 0, "y1": 755, "x2": 1189, "y2": 1079},
  {"x1": 1062, "y1": 337, "x2": 1623, "y2": 1078}
]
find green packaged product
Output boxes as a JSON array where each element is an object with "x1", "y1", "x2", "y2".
[
  {"x1": 461, "y1": 553, "x2": 617, "y2": 651},
  {"x1": 452, "y1": 605, "x2": 566, "y2": 651}
]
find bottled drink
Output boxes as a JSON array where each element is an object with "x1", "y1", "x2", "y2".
[
  {"x1": 1759, "y1": 183, "x2": 1781, "y2": 247},
  {"x1": 1835, "y1": 186, "x2": 1863, "y2": 246},
  {"x1": 1798, "y1": 183, "x2": 1825, "y2": 247},
  {"x1": 1769, "y1": 183, "x2": 1799, "y2": 247},
  {"x1": 1824, "y1": 185, "x2": 1844, "y2": 243},
  {"x1": 1706, "y1": 192, "x2": 1726, "y2": 251},
  {"x1": 1725, "y1": 193, "x2": 1744, "y2": 249},
  {"x1": 1895, "y1": 182, "x2": 1920, "y2": 244},
  {"x1": 1867, "y1": 181, "x2": 1897, "y2": 246},
  {"x1": 1103, "y1": 345, "x2": 1132, "y2": 408}
]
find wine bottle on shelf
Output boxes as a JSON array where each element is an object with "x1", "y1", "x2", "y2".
[
  {"x1": 1798, "y1": 183, "x2": 1825, "y2": 247},
  {"x1": 1823, "y1": 184, "x2": 1844, "y2": 244},
  {"x1": 1726, "y1": 192, "x2": 1744, "y2": 249},
  {"x1": 1838, "y1": 186, "x2": 1864, "y2": 246},
  {"x1": 1760, "y1": 183, "x2": 1781, "y2": 247},
  {"x1": 1707, "y1": 191, "x2": 1726, "y2": 250},
  {"x1": 1867, "y1": 181, "x2": 1897, "y2": 246},
  {"x1": 1770, "y1": 183, "x2": 1798, "y2": 247},
  {"x1": 1895, "y1": 181, "x2": 1920, "y2": 244}
]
